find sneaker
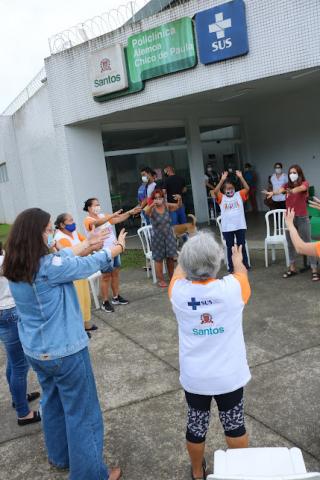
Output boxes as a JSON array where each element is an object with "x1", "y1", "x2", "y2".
[
  {"x1": 112, "y1": 295, "x2": 129, "y2": 305},
  {"x1": 101, "y1": 301, "x2": 115, "y2": 313}
]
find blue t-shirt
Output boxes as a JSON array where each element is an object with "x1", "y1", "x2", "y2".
[{"x1": 138, "y1": 183, "x2": 147, "y2": 202}]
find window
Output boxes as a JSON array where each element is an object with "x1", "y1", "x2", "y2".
[{"x1": 0, "y1": 163, "x2": 8, "y2": 183}]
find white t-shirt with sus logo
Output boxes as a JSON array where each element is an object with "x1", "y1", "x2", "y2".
[{"x1": 169, "y1": 272, "x2": 251, "y2": 395}]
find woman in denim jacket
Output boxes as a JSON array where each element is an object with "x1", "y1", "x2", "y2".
[
  {"x1": 3, "y1": 208, "x2": 123, "y2": 480},
  {"x1": 0, "y1": 242, "x2": 40, "y2": 425}
]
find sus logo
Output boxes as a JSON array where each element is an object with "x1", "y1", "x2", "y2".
[
  {"x1": 100, "y1": 58, "x2": 111, "y2": 73},
  {"x1": 200, "y1": 313, "x2": 214, "y2": 325}
]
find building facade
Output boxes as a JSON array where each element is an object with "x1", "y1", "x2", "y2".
[{"x1": 1, "y1": 0, "x2": 320, "y2": 225}]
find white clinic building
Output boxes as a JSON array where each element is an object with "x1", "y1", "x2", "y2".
[{"x1": 1, "y1": 0, "x2": 320, "y2": 226}]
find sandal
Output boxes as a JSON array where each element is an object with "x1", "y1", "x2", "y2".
[
  {"x1": 191, "y1": 458, "x2": 206, "y2": 480},
  {"x1": 158, "y1": 281, "x2": 168, "y2": 288},
  {"x1": 85, "y1": 324, "x2": 98, "y2": 331},
  {"x1": 283, "y1": 270, "x2": 297, "y2": 278},
  {"x1": 17, "y1": 410, "x2": 41, "y2": 426},
  {"x1": 12, "y1": 391, "x2": 40, "y2": 409},
  {"x1": 312, "y1": 272, "x2": 320, "y2": 282}
]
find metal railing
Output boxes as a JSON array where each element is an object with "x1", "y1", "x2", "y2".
[{"x1": 2, "y1": 67, "x2": 46, "y2": 116}]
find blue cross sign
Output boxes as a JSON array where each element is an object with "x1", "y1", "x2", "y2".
[
  {"x1": 188, "y1": 297, "x2": 201, "y2": 310},
  {"x1": 195, "y1": 0, "x2": 249, "y2": 65}
]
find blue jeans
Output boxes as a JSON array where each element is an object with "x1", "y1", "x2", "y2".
[
  {"x1": 169, "y1": 205, "x2": 187, "y2": 225},
  {"x1": 27, "y1": 347, "x2": 108, "y2": 480},
  {"x1": 223, "y1": 229, "x2": 249, "y2": 272},
  {"x1": 0, "y1": 307, "x2": 30, "y2": 417}
]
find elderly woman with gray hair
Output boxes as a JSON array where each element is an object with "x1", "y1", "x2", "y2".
[{"x1": 169, "y1": 232, "x2": 251, "y2": 480}]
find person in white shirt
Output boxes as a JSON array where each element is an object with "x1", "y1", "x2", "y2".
[
  {"x1": 269, "y1": 162, "x2": 288, "y2": 210},
  {"x1": 212, "y1": 170, "x2": 250, "y2": 272},
  {"x1": 0, "y1": 243, "x2": 40, "y2": 425},
  {"x1": 169, "y1": 232, "x2": 251, "y2": 480}
]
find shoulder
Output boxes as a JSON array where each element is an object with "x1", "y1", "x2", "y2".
[
  {"x1": 216, "y1": 192, "x2": 223, "y2": 204},
  {"x1": 168, "y1": 275, "x2": 188, "y2": 300},
  {"x1": 316, "y1": 242, "x2": 320, "y2": 257},
  {"x1": 239, "y1": 189, "x2": 248, "y2": 201},
  {"x1": 230, "y1": 273, "x2": 251, "y2": 304},
  {"x1": 77, "y1": 232, "x2": 86, "y2": 242},
  {"x1": 83, "y1": 216, "x2": 95, "y2": 230}
]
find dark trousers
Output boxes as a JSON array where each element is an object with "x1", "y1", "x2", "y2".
[{"x1": 223, "y1": 229, "x2": 249, "y2": 272}]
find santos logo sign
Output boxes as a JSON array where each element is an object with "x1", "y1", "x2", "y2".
[
  {"x1": 195, "y1": 0, "x2": 249, "y2": 65},
  {"x1": 90, "y1": 44, "x2": 128, "y2": 97}
]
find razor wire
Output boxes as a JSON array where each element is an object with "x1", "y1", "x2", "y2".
[
  {"x1": 2, "y1": 67, "x2": 46, "y2": 116},
  {"x1": 48, "y1": 0, "x2": 189, "y2": 55}
]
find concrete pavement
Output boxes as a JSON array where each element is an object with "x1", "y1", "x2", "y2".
[{"x1": 0, "y1": 250, "x2": 319, "y2": 479}]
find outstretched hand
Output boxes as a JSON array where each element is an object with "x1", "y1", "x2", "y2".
[
  {"x1": 284, "y1": 208, "x2": 295, "y2": 228},
  {"x1": 117, "y1": 228, "x2": 127, "y2": 249},
  {"x1": 221, "y1": 171, "x2": 229, "y2": 182},
  {"x1": 88, "y1": 228, "x2": 108, "y2": 250},
  {"x1": 309, "y1": 197, "x2": 320, "y2": 211},
  {"x1": 235, "y1": 170, "x2": 243, "y2": 178},
  {"x1": 231, "y1": 244, "x2": 243, "y2": 266}
]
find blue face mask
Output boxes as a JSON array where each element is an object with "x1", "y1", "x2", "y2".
[
  {"x1": 65, "y1": 223, "x2": 76, "y2": 233},
  {"x1": 47, "y1": 233, "x2": 54, "y2": 248}
]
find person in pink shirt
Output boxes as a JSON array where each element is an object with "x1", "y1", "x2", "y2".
[{"x1": 266, "y1": 164, "x2": 318, "y2": 281}]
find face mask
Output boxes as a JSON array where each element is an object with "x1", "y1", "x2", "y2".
[
  {"x1": 47, "y1": 234, "x2": 54, "y2": 248},
  {"x1": 228, "y1": 168, "x2": 233, "y2": 173},
  {"x1": 65, "y1": 223, "x2": 76, "y2": 233},
  {"x1": 289, "y1": 173, "x2": 299, "y2": 182},
  {"x1": 225, "y1": 189, "x2": 235, "y2": 198},
  {"x1": 141, "y1": 176, "x2": 148, "y2": 183},
  {"x1": 275, "y1": 168, "x2": 282, "y2": 174},
  {"x1": 93, "y1": 206, "x2": 101, "y2": 214}
]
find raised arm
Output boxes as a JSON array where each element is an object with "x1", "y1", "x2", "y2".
[
  {"x1": 109, "y1": 206, "x2": 141, "y2": 225},
  {"x1": 236, "y1": 171, "x2": 250, "y2": 193},
  {"x1": 213, "y1": 171, "x2": 228, "y2": 197},
  {"x1": 285, "y1": 209, "x2": 318, "y2": 256}
]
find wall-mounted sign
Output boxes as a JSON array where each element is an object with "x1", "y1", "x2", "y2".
[
  {"x1": 195, "y1": 0, "x2": 249, "y2": 65},
  {"x1": 90, "y1": 44, "x2": 128, "y2": 97},
  {"x1": 94, "y1": 17, "x2": 197, "y2": 103},
  {"x1": 126, "y1": 17, "x2": 197, "y2": 89}
]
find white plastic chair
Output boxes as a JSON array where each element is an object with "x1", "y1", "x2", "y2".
[
  {"x1": 137, "y1": 225, "x2": 167, "y2": 283},
  {"x1": 207, "y1": 447, "x2": 320, "y2": 480},
  {"x1": 88, "y1": 271, "x2": 102, "y2": 310},
  {"x1": 265, "y1": 209, "x2": 290, "y2": 268},
  {"x1": 137, "y1": 226, "x2": 157, "y2": 283},
  {"x1": 216, "y1": 216, "x2": 251, "y2": 269}
]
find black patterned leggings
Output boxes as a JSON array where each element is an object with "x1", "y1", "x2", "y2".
[{"x1": 185, "y1": 387, "x2": 246, "y2": 443}]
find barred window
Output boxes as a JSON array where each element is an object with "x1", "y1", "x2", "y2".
[{"x1": 0, "y1": 163, "x2": 8, "y2": 183}]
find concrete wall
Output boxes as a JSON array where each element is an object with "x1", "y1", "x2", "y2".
[
  {"x1": 45, "y1": 0, "x2": 320, "y2": 127},
  {"x1": 244, "y1": 85, "x2": 320, "y2": 210}
]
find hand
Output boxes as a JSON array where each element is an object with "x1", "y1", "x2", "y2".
[
  {"x1": 221, "y1": 171, "x2": 228, "y2": 182},
  {"x1": 231, "y1": 245, "x2": 243, "y2": 267},
  {"x1": 88, "y1": 229, "x2": 109, "y2": 249},
  {"x1": 286, "y1": 188, "x2": 293, "y2": 195},
  {"x1": 117, "y1": 228, "x2": 127, "y2": 249},
  {"x1": 173, "y1": 194, "x2": 181, "y2": 201},
  {"x1": 265, "y1": 191, "x2": 273, "y2": 199},
  {"x1": 235, "y1": 170, "x2": 243, "y2": 178},
  {"x1": 313, "y1": 196, "x2": 320, "y2": 204},
  {"x1": 285, "y1": 208, "x2": 295, "y2": 228},
  {"x1": 130, "y1": 206, "x2": 142, "y2": 215}
]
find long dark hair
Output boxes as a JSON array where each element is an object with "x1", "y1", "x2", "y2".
[
  {"x1": 288, "y1": 164, "x2": 306, "y2": 188},
  {"x1": 3, "y1": 208, "x2": 50, "y2": 283}
]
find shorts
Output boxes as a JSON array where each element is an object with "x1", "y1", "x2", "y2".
[
  {"x1": 101, "y1": 255, "x2": 121, "y2": 274},
  {"x1": 185, "y1": 387, "x2": 246, "y2": 443}
]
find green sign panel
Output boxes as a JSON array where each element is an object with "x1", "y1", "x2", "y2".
[
  {"x1": 127, "y1": 17, "x2": 196, "y2": 87},
  {"x1": 95, "y1": 17, "x2": 197, "y2": 103}
]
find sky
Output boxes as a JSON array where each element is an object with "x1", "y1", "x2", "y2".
[{"x1": 0, "y1": 0, "x2": 147, "y2": 112}]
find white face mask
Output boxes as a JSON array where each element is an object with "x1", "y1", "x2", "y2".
[
  {"x1": 93, "y1": 206, "x2": 101, "y2": 214},
  {"x1": 141, "y1": 176, "x2": 148, "y2": 183},
  {"x1": 289, "y1": 173, "x2": 299, "y2": 182},
  {"x1": 275, "y1": 168, "x2": 282, "y2": 174}
]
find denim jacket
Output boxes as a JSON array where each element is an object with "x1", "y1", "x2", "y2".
[{"x1": 9, "y1": 248, "x2": 112, "y2": 360}]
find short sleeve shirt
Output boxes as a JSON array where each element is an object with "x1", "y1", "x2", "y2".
[
  {"x1": 163, "y1": 175, "x2": 186, "y2": 203},
  {"x1": 285, "y1": 181, "x2": 309, "y2": 216}
]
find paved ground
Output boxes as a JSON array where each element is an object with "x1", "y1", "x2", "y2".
[{"x1": 0, "y1": 248, "x2": 319, "y2": 479}]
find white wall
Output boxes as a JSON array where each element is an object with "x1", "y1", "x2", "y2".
[
  {"x1": 64, "y1": 124, "x2": 112, "y2": 229},
  {"x1": 244, "y1": 86, "x2": 320, "y2": 211}
]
